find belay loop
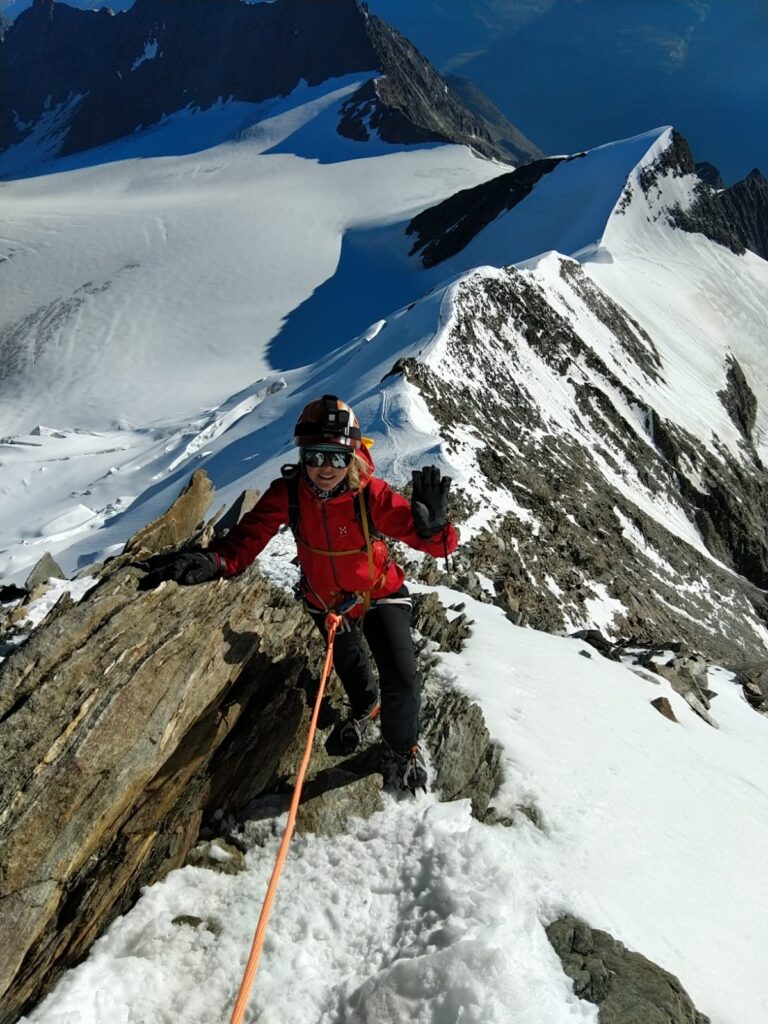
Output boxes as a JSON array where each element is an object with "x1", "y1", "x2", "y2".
[{"x1": 227, "y1": 612, "x2": 343, "y2": 1024}]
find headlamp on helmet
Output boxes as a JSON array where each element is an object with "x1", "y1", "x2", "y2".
[{"x1": 293, "y1": 394, "x2": 362, "y2": 449}]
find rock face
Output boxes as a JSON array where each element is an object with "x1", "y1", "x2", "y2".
[
  {"x1": 695, "y1": 162, "x2": 725, "y2": 189},
  {"x1": 1, "y1": 0, "x2": 513, "y2": 170},
  {"x1": 736, "y1": 662, "x2": 768, "y2": 712},
  {"x1": 718, "y1": 356, "x2": 757, "y2": 441},
  {"x1": 719, "y1": 168, "x2": 768, "y2": 261},
  {"x1": 0, "y1": 471, "x2": 500, "y2": 1022},
  {"x1": 23, "y1": 551, "x2": 65, "y2": 591},
  {"x1": 546, "y1": 916, "x2": 711, "y2": 1023},
  {"x1": 0, "y1": 557, "x2": 319, "y2": 1024}
]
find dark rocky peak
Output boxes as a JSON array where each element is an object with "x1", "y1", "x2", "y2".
[
  {"x1": 632, "y1": 131, "x2": 745, "y2": 256},
  {"x1": 695, "y1": 161, "x2": 725, "y2": 189},
  {"x1": 719, "y1": 167, "x2": 768, "y2": 260},
  {"x1": 636, "y1": 128, "x2": 695, "y2": 192},
  {"x1": 337, "y1": 13, "x2": 507, "y2": 161},
  {"x1": 643, "y1": 134, "x2": 767, "y2": 261},
  {"x1": 1, "y1": 0, "x2": 511, "y2": 169}
]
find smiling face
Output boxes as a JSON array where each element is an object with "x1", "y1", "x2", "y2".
[{"x1": 305, "y1": 461, "x2": 349, "y2": 491}]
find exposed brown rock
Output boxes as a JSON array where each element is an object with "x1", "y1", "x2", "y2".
[
  {"x1": 547, "y1": 915, "x2": 711, "y2": 1023},
  {"x1": 24, "y1": 552, "x2": 65, "y2": 591},
  {"x1": 651, "y1": 696, "x2": 678, "y2": 722},
  {"x1": 121, "y1": 468, "x2": 216, "y2": 560}
]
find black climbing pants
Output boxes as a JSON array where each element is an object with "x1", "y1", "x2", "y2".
[{"x1": 309, "y1": 586, "x2": 421, "y2": 752}]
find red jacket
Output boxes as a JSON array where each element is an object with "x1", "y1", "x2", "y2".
[{"x1": 211, "y1": 459, "x2": 458, "y2": 611}]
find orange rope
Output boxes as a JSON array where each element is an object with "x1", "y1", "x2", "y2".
[{"x1": 227, "y1": 612, "x2": 342, "y2": 1024}]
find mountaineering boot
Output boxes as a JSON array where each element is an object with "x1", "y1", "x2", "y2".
[
  {"x1": 338, "y1": 702, "x2": 381, "y2": 754},
  {"x1": 388, "y1": 744, "x2": 428, "y2": 794}
]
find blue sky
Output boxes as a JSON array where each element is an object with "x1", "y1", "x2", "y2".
[{"x1": 3, "y1": 0, "x2": 765, "y2": 183}]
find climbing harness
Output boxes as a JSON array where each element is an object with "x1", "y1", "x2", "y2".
[{"x1": 227, "y1": 611, "x2": 343, "y2": 1024}]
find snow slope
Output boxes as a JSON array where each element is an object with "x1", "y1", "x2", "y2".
[
  {"x1": 0, "y1": 74, "x2": 505, "y2": 437},
  {"x1": 5, "y1": 122, "x2": 767, "y2": 594},
  {"x1": 18, "y1": 586, "x2": 768, "y2": 1024}
]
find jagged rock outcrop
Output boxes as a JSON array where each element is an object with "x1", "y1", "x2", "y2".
[
  {"x1": 719, "y1": 168, "x2": 768, "y2": 260},
  {"x1": 1, "y1": 0, "x2": 512, "y2": 171},
  {"x1": 23, "y1": 551, "x2": 64, "y2": 591},
  {"x1": 122, "y1": 467, "x2": 217, "y2": 558},
  {"x1": 695, "y1": 162, "x2": 725, "y2": 190},
  {"x1": 634, "y1": 131, "x2": 745, "y2": 255},
  {"x1": 0, "y1": 554, "x2": 319, "y2": 1024},
  {"x1": 642, "y1": 652, "x2": 718, "y2": 727},
  {"x1": 736, "y1": 662, "x2": 768, "y2": 712},
  {"x1": 0, "y1": 470, "x2": 499, "y2": 1022},
  {"x1": 546, "y1": 916, "x2": 711, "y2": 1023},
  {"x1": 648, "y1": 147, "x2": 768, "y2": 261},
  {"x1": 718, "y1": 355, "x2": 757, "y2": 441}
]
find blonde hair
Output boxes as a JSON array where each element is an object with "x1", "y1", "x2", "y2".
[{"x1": 347, "y1": 449, "x2": 372, "y2": 491}]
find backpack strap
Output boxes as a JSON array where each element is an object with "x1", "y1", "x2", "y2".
[
  {"x1": 352, "y1": 486, "x2": 380, "y2": 536},
  {"x1": 281, "y1": 463, "x2": 301, "y2": 534}
]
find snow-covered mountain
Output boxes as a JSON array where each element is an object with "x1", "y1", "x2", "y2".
[
  {"x1": 2, "y1": 110, "x2": 766, "y2": 661},
  {"x1": 0, "y1": 0, "x2": 537, "y2": 175},
  {"x1": 1, "y1": 4, "x2": 768, "y2": 1023}
]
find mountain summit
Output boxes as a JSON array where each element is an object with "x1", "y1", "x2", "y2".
[{"x1": 0, "y1": 0, "x2": 532, "y2": 173}]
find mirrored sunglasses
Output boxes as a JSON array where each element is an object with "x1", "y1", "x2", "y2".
[{"x1": 301, "y1": 447, "x2": 353, "y2": 469}]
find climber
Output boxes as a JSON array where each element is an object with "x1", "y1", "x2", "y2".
[{"x1": 141, "y1": 394, "x2": 458, "y2": 792}]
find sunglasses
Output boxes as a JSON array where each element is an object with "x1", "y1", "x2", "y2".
[{"x1": 301, "y1": 447, "x2": 353, "y2": 469}]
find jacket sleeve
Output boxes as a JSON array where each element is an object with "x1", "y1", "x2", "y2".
[
  {"x1": 367, "y1": 478, "x2": 459, "y2": 558},
  {"x1": 209, "y1": 477, "x2": 289, "y2": 577}
]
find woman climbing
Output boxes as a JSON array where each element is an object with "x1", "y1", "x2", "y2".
[{"x1": 141, "y1": 395, "x2": 458, "y2": 792}]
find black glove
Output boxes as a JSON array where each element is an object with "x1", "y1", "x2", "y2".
[
  {"x1": 138, "y1": 551, "x2": 220, "y2": 591},
  {"x1": 411, "y1": 465, "x2": 452, "y2": 539}
]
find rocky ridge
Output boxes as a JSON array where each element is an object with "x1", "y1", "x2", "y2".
[
  {"x1": 442, "y1": 74, "x2": 544, "y2": 166},
  {"x1": 406, "y1": 129, "x2": 768, "y2": 273},
  {"x1": 719, "y1": 168, "x2": 768, "y2": 261},
  {"x1": 386, "y1": 257, "x2": 768, "y2": 666}
]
